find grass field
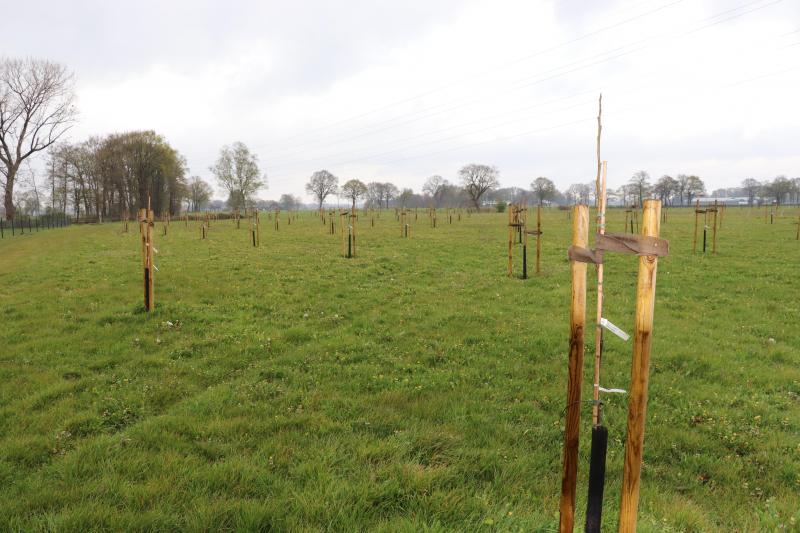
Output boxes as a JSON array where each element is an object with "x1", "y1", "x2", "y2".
[{"x1": 1, "y1": 205, "x2": 798, "y2": 532}]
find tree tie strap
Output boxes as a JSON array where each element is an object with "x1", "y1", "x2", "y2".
[{"x1": 568, "y1": 232, "x2": 669, "y2": 264}]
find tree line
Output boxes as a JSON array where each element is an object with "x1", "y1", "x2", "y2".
[{"x1": 4, "y1": 58, "x2": 799, "y2": 219}]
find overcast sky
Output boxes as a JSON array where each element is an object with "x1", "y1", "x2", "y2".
[{"x1": 5, "y1": 0, "x2": 799, "y2": 202}]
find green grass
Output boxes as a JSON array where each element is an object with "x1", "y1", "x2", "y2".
[{"x1": 0, "y1": 206, "x2": 798, "y2": 532}]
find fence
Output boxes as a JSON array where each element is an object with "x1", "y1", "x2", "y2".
[{"x1": 0, "y1": 213, "x2": 71, "y2": 239}]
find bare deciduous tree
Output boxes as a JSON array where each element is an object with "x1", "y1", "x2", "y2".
[
  {"x1": 210, "y1": 142, "x2": 264, "y2": 211},
  {"x1": 382, "y1": 182, "x2": 398, "y2": 208},
  {"x1": 305, "y1": 170, "x2": 338, "y2": 209},
  {"x1": 628, "y1": 170, "x2": 651, "y2": 207},
  {"x1": 459, "y1": 164, "x2": 499, "y2": 210},
  {"x1": 653, "y1": 175, "x2": 678, "y2": 205},
  {"x1": 188, "y1": 176, "x2": 212, "y2": 212},
  {"x1": 531, "y1": 176, "x2": 556, "y2": 205},
  {"x1": 279, "y1": 193, "x2": 302, "y2": 211},
  {"x1": 422, "y1": 175, "x2": 449, "y2": 207},
  {"x1": 741, "y1": 178, "x2": 761, "y2": 206},
  {"x1": 341, "y1": 179, "x2": 367, "y2": 209},
  {"x1": 685, "y1": 175, "x2": 705, "y2": 205},
  {"x1": 398, "y1": 188, "x2": 414, "y2": 207},
  {"x1": 764, "y1": 175, "x2": 794, "y2": 206},
  {"x1": 0, "y1": 58, "x2": 77, "y2": 219}
]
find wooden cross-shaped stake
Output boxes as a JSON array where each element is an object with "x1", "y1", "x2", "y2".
[
  {"x1": 506, "y1": 203, "x2": 527, "y2": 277},
  {"x1": 400, "y1": 208, "x2": 411, "y2": 238},
  {"x1": 139, "y1": 202, "x2": 155, "y2": 312},
  {"x1": 524, "y1": 205, "x2": 543, "y2": 277}
]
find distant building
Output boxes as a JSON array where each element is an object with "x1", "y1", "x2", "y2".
[{"x1": 696, "y1": 196, "x2": 749, "y2": 206}]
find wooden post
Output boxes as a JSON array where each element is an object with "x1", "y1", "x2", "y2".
[
  {"x1": 142, "y1": 204, "x2": 155, "y2": 312},
  {"x1": 507, "y1": 205, "x2": 513, "y2": 277},
  {"x1": 522, "y1": 205, "x2": 529, "y2": 279},
  {"x1": 340, "y1": 211, "x2": 346, "y2": 257},
  {"x1": 536, "y1": 205, "x2": 542, "y2": 274},
  {"x1": 618, "y1": 200, "x2": 662, "y2": 533},
  {"x1": 559, "y1": 204, "x2": 589, "y2": 533},
  {"x1": 712, "y1": 201, "x2": 718, "y2": 254},
  {"x1": 139, "y1": 208, "x2": 147, "y2": 268},
  {"x1": 796, "y1": 214, "x2": 800, "y2": 241},
  {"x1": 351, "y1": 209, "x2": 357, "y2": 258},
  {"x1": 140, "y1": 209, "x2": 149, "y2": 310},
  {"x1": 692, "y1": 200, "x2": 699, "y2": 253}
]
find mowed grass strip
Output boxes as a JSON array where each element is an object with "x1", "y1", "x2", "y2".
[{"x1": 0, "y1": 207, "x2": 798, "y2": 531}]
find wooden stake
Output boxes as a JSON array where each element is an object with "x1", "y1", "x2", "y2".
[
  {"x1": 796, "y1": 214, "x2": 800, "y2": 241},
  {"x1": 351, "y1": 209, "x2": 357, "y2": 258},
  {"x1": 142, "y1": 201, "x2": 155, "y2": 312},
  {"x1": 693, "y1": 200, "x2": 700, "y2": 253},
  {"x1": 618, "y1": 200, "x2": 662, "y2": 533},
  {"x1": 559, "y1": 204, "x2": 589, "y2": 533},
  {"x1": 591, "y1": 161, "x2": 608, "y2": 427},
  {"x1": 712, "y1": 200, "x2": 718, "y2": 254},
  {"x1": 507, "y1": 205, "x2": 513, "y2": 277},
  {"x1": 536, "y1": 205, "x2": 542, "y2": 274},
  {"x1": 523, "y1": 205, "x2": 529, "y2": 279}
]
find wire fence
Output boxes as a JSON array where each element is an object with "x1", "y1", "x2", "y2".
[{"x1": 0, "y1": 214, "x2": 71, "y2": 239}]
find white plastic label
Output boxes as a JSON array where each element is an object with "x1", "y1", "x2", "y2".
[
  {"x1": 600, "y1": 317, "x2": 630, "y2": 341},
  {"x1": 599, "y1": 386, "x2": 627, "y2": 394}
]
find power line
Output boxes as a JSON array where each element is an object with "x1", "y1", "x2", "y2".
[
  {"x1": 254, "y1": 0, "x2": 688, "y2": 152},
  {"x1": 262, "y1": 0, "x2": 780, "y2": 163},
  {"x1": 259, "y1": 0, "x2": 790, "y2": 189}
]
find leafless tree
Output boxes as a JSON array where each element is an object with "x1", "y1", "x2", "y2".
[
  {"x1": 341, "y1": 179, "x2": 367, "y2": 209},
  {"x1": 187, "y1": 176, "x2": 212, "y2": 212},
  {"x1": 685, "y1": 175, "x2": 705, "y2": 205},
  {"x1": 0, "y1": 58, "x2": 77, "y2": 219},
  {"x1": 398, "y1": 188, "x2": 414, "y2": 207},
  {"x1": 305, "y1": 170, "x2": 338, "y2": 209},
  {"x1": 653, "y1": 175, "x2": 678, "y2": 205},
  {"x1": 459, "y1": 163, "x2": 499, "y2": 210},
  {"x1": 628, "y1": 170, "x2": 651, "y2": 207},
  {"x1": 764, "y1": 175, "x2": 794, "y2": 206},
  {"x1": 741, "y1": 178, "x2": 761, "y2": 206},
  {"x1": 422, "y1": 175, "x2": 448, "y2": 207},
  {"x1": 531, "y1": 176, "x2": 556, "y2": 205},
  {"x1": 209, "y1": 142, "x2": 264, "y2": 211},
  {"x1": 382, "y1": 182, "x2": 399, "y2": 208},
  {"x1": 279, "y1": 193, "x2": 302, "y2": 210},
  {"x1": 366, "y1": 181, "x2": 383, "y2": 208}
]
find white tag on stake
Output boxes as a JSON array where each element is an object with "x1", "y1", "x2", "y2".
[
  {"x1": 600, "y1": 317, "x2": 630, "y2": 341},
  {"x1": 599, "y1": 386, "x2": 627, "y2": 394}
]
